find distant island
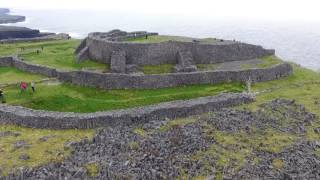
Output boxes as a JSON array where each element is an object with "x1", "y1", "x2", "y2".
[
  {"x1": 0, "y1": 8, "x2": 25, "y2": 24},
  {"x1": 0, "y1": 8, "x2": 70, "y2": 42}
]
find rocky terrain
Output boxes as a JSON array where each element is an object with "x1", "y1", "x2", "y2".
[
  {"x1": 2, "y1": 99, "x2": 320, "y2": 179},
  {"x1": 0, "y1": 8, "x2": 25, "y2": 24},
  {"x1": 0, "y1": 26, "x2": 43, "y2": 40}
]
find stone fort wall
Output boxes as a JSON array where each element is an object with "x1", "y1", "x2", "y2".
[
  {"x1": 84, "y1": 32, "x2": 275, "y2": 65},
  {"x1": 0, "y1": 56, "x2": 293, "y2": 90},
  {"x1": 0, "y1": 93, "x2": 254, "y2": 129}
]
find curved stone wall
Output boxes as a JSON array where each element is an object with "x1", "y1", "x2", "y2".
[
  {"x1": 85, "y1": 33, "x2": 275, "y2": 65},
  {"x1": 0, "y1": 56, "x2": 293, "y2": 90},
  {"x1": 69, "y1": 63, "x2": 292, "y2": 89},
  {"x1": 0, "y1": 93, "x2": 254, "y2": 129}
]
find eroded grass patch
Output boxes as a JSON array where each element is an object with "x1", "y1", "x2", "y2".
[
  {"x1": 191, "y1": 128, "x2": 297, "y2": 179},
  {"x1": 0, "y1": 125, "x2": 95, "y2": 176}
]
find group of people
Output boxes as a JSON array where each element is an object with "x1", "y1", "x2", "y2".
[
  {"x1": 0, "y1": 81, "x2": 36, "y2": 104},
  {"x1": 20, "y1": 81, "x2": 36, "y2": 93},
  {"x1": 20, "y1": 46, "x2": 44, "y2": 55}
]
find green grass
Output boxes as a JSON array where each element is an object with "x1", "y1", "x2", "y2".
[
  {"x1": 258, "y1": 55, "x2": 283, "y2": 68},
  {"x1": 133, "y1": 128, "x2": 148, "y2": 137},
  {"x1": 240, "y1": 63, "x2": 254, "y2": 70},
  {"x1": 0, "y1": 67, "x2": 46, "y2": 85},
  {"x1": 178, "y1": 63, "x2": 320, "y2": 179},
  {"x1": 248, "y1": 63, "x2": 320, "y2": 116},
  {"x1": 84, "y1": 162, "x2": 100, "y2": 177},
  {"x1": 142, "y1": 64, "x2": 175, "y2": 74},
  {"x1": 0, "y1": 125, "x2": 94, "y2": 176},
  {"x1": 159, "y1": 117, "x2": 197, "y2": 132},
  {"x1": 192, "y1": 128, "x2": 297, "y2": 179},
  {"x1": 123, "y1": 35, "x2": 218, "y2": 44},
  {"x1": 0, "y1": 40, "x2": 107, "y2": 71},
  {"x1": 3, "y1": 82, "x2": 245, "y2": 113}
]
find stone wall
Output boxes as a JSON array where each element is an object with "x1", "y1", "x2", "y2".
[
  {"x1": 69, "y1": 63, "x2": 292, "y2": 89},
  {"x1": 0, "y1": 93, "x2": 254, "y2": 129},
  {"x1": 0, "y1": 56, "x2": 293, "y2": 90},
  {"x1": 0, "y1": 56, "x2": 58, "y2": 77},
  {"x1": 84, "y1": 32, "x2": 275, "y2": 65}
]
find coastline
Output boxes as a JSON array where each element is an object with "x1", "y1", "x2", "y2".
[{"x1": 0, "y1": 8, "x2": 25, "y2": 24}]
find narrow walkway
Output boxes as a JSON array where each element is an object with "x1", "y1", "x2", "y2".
[{"x1": 215, "y1": 59, "x2": 263, "y2": 71}]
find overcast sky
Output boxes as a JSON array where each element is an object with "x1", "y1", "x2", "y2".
[{"x1": 2, "y1": 0, "x2": 320, "y2": 22}]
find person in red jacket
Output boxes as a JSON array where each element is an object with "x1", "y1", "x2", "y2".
[{"x1": 20, "y1": 82, "x2": 28, "y2": 93}]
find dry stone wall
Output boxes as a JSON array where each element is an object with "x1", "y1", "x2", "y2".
[
  {"x1": 84, "y1": 32, "x2": 275, "y2": 66},
  {"x1": 0, "y1": 56, "x2": 293, "y2": 90},
  {"x1": 0, "y1": 93, "x2": 254, "y2": 129}
]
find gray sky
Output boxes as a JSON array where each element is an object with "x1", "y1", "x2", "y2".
[{"x1": 2, "y1": 0, "x2": 320, "y2": 21}]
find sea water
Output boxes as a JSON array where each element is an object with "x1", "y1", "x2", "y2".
[{"x1": 6, "y1": 9, "x2": 320, "y2": 71}]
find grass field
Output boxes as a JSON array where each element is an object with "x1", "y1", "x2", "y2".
[
  {"x1": 0, "y1": 67, "x2": 46, "y2": 85},
  {"x1": 1, "y1": 39, "x2": 319, "y2": 178},
  {"x1": 0, "y1": 40, "x2": 107, "y2": 71},
  {"x1": 258, "y1": 55, "x2": 283, "y2": 68},
  {"x1": 249, "y1": 63, "x2": 320, "y2": 116},
  {"x1": 4, "y1": 82, "x2": 244, "y2": 113}
]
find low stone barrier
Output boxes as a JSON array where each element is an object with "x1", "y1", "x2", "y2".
[
  {"x1": 0, "y1": 56, "x2": 293, "y2": 90},
  {"x1": 0, "y1": 93, "x2": 254, "y2": 129},
  {"x1": 70, "y1": 63, "x2": 292, "y2": 89},
  {"x1": 0, "y1": 56, "x2": 58, "y2": 77}
]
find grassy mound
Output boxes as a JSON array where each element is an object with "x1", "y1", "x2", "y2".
[{"x1": 0, "y1": 40, "x2": 107, "y2": 71}]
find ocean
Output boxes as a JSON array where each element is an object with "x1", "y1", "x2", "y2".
[{"x1": 5, "y1": 8, "x2": 320, "y2": 71}]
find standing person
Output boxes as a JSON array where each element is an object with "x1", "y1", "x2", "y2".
[
  {"x1": 0, "y1": 89, "x2": 5, "y2": 103},
  {"x1": 31, "y1": 81, "x2": 36, "y2": 93},
  {"x1": 20, "y1": 82, "x2": 28, "y2": 93}
]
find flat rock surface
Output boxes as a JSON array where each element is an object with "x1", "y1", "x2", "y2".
[{"x1": 2, "y1": 99, "x2": 320, "y2": 179}]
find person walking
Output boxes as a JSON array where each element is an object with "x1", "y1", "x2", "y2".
[
  {"x1": 31, "y1": 81, "x2": 36, "y2": 93},
  {"x1": 0, "y1": 89, "x2": 6, "y2": 103}
]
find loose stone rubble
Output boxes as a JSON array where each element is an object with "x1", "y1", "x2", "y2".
[{"x1": 2, "y1": 99, "x2": 320, "y2": 179}]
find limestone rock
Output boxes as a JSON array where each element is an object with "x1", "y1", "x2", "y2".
[
  {"x1": 174, "y1": 50, "x2": 197, "y2": 72},
  {"x1": 0, "y1": 26, "x2": 40, "y2": 40},
  {"x1": 110, "y1": 50, "x2": 127, "y2": 73}
]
